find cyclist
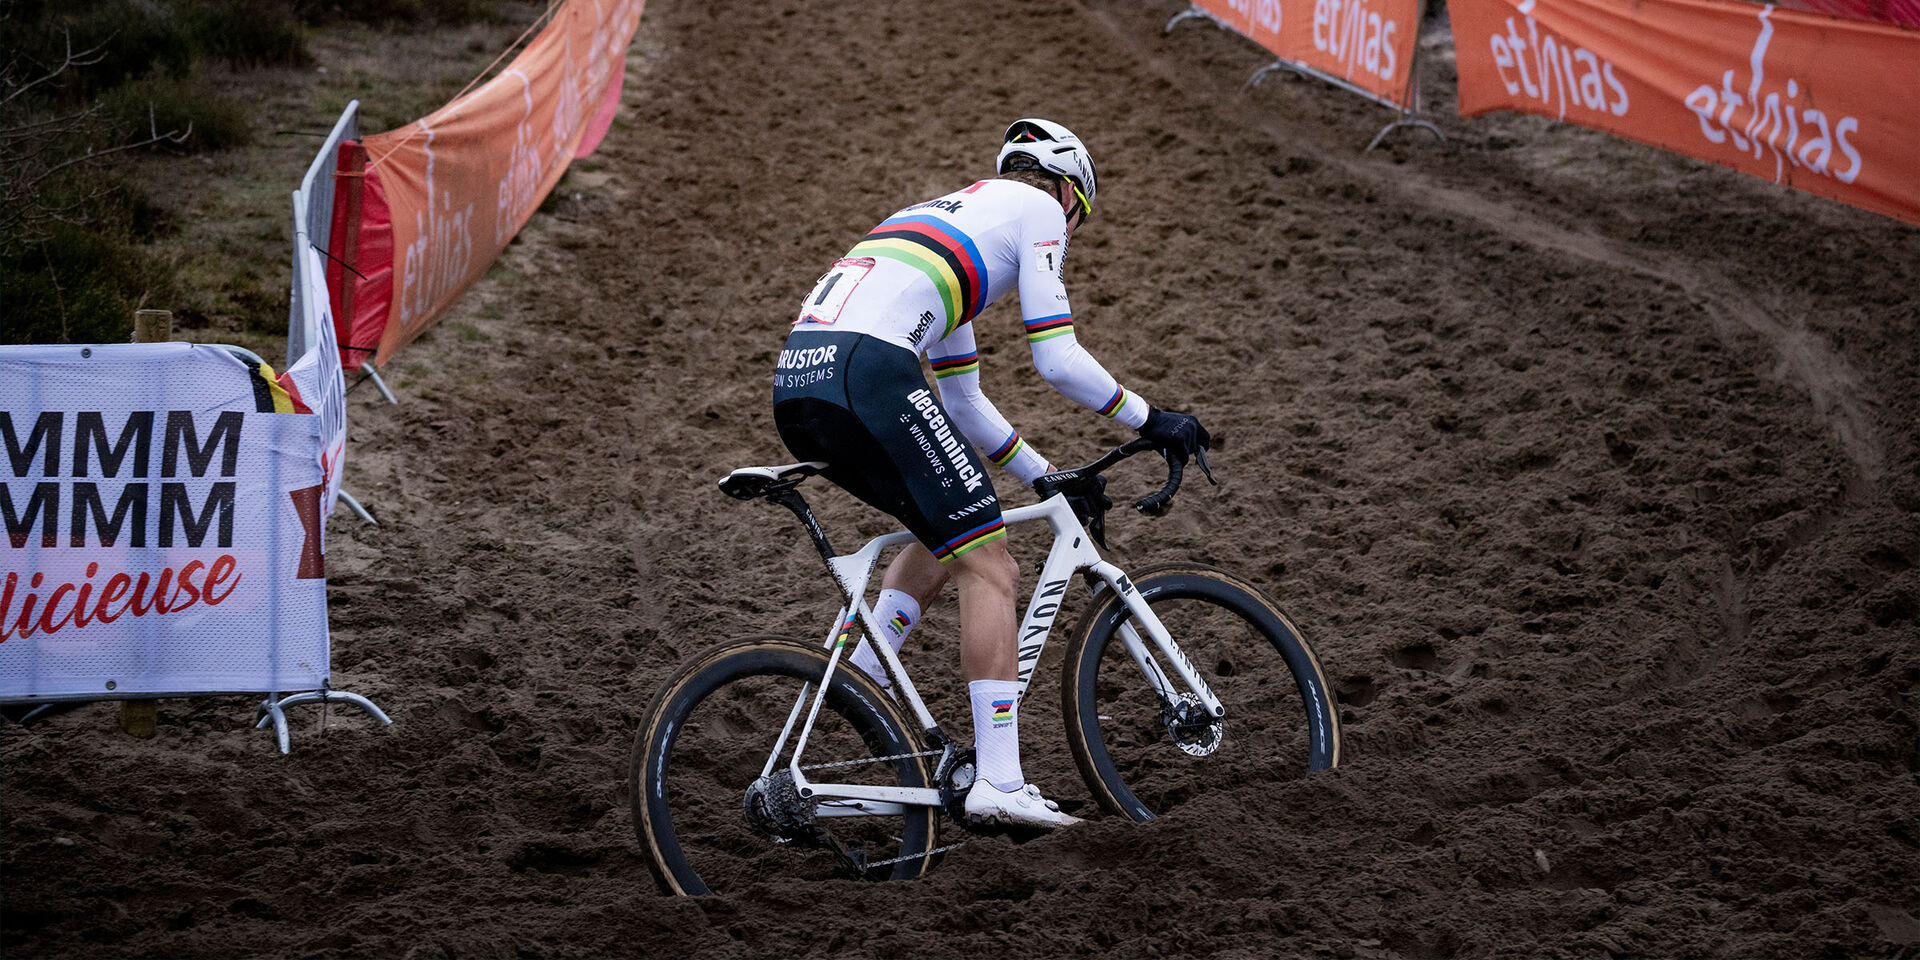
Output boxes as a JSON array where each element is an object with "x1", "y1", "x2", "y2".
[{"x1": 771, "y1": 118, "x2": 1210, "y2": 830}]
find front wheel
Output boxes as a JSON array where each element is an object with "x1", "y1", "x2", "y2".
[
  {"x1": 1061, "y1": 564, "x2": 1341, "y2": 822},
  {"x1": 631, "y1": 637, "x2": 938, "y2": 895}
]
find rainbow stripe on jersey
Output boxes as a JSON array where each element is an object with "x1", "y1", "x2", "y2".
[
  {"x1": 846, "y1": 214, "x2": 990, "y2": 338},
  {"x1": 934, "y1": 517, "x2": 1006, "y2": 564},
  {"x1": 929, "y1": 350, "x2": 980, "y2": 379},
  {"x1": 1097, "y1": 385, "x2": 1134, "y2": 419},
  {"x1": 1024, "y1": 314, "x2": 1074, "y2": 344}
]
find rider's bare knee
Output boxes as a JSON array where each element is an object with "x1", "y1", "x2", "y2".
[{"x1": 950, "y1": 539, "x2": 1018, "y2": 597}]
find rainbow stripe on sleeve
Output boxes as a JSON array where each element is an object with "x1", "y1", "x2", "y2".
[
  {"x1": 1023, "y1": 314, "x2": 1075, "y2": 344},
  {"x1": 934, "y1": 518, "x2": 1006, "y2": 563},
  {"x1": 1098, "y1": 385, "x2": 1133, "y2": 418},
  {"x1": 930, "y1": 350, "x2": 980, "y2": 379},
  {"x1": 987, "y1": 432, "x2": 1026, "y2": 467}
]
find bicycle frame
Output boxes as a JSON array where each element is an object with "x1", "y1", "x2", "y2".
[{"x1": 768, "y1": 492, "x2": 1226, "y2": 819}]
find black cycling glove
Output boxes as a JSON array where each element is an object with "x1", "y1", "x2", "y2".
[
  {"x1": 1137, "y1": 406, "x2": 1212, "y2": 462},
  {"x1": 1032, "y1": 473, "x2": 1114, "y2": 548}
]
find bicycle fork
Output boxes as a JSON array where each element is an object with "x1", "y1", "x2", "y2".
[{"x1": 1083, "y1": 560, "x2": 1227, "y2": 723}]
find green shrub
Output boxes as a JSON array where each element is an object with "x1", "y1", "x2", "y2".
[
  {"x1": 99, "y1": 76, "x2": 253, "y2": 153},
  {"x1": 0, "y1": 223, "x2": 177, "y2": 345},
  {"x1": 177, "y1": 0, "x2": 309, "y2": 68},
  {"x1": 0, "y1": 0, "x2": 307, "y2": 105},
  {"x1": 295, "y1": 0, "x2": 505, "y2": 26}
]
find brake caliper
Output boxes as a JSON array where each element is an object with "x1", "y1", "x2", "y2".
[{"x1": 1162, "y1": 693, "x2": 1224, "y2": 757}]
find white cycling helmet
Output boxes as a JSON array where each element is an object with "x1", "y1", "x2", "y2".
[{"x1": 997, "y1": 118, "x2": 1098, "y2": 217}]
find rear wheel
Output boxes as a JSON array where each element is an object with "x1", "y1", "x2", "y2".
[
  {"x1": 1061, "y1": 564, "x2": 1340, "y2": 822},
  {"x1": 631, "y1": 637, "x2": 938, "y2": 895}
]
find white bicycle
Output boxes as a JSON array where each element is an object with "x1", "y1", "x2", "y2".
[{"x1": 630, "y1": 440, "x2": 1341, "y2": 895}]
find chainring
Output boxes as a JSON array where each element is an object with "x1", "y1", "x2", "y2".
[{"x1": 934, "y1": 746, "x2": 977, "y2": 823}]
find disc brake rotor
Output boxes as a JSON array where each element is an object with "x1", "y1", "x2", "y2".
[{"x1": 1163, "y1": 693, "x2": 1223, "y2": 757}]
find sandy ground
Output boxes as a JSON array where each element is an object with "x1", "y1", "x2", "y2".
[{"x1": 4, "y1": 0, "x2": 1916, "y2": 956}]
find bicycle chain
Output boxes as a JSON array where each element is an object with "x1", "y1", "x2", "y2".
[
  {"x1": 864, "y1": 839, "x2": 968, "y2": 869},
  {"x1": 799, "y1": 748, "x2": 968, "y2": 870},
  {"x1": 800, "y1": 748, "x2": 943, "y2": 772}
]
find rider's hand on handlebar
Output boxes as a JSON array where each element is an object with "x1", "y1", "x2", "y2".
[
  {"x1": 1033, "y1": 474, "x2": 1112, "y2": 528},
  {"x1": 1137, "y1": 406, "x2": 1212, "y2": 464},
  {"x1": 1032, "y1": 473, "x2": 1114, "y2": 548}
]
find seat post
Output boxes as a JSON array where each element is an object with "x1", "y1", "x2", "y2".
[{"x1": 766, "y1": 486, "x2": 837, "y2": 562}]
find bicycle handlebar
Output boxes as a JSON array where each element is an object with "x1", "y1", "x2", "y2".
[{"x1": 1032, "y1": 437, "x2": 1218, "y2": 531}]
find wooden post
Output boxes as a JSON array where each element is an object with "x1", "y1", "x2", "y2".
[
  {"x1": 132, "y1": 309, "x2": 173, "y2": 344},
  {"x1": 120, "y1": 308, "x2": 172, "y2": 738}
]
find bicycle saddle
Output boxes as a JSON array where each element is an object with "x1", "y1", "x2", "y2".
[{"x1": 718, "y1": 461, "x2": 828, "y2": 500}]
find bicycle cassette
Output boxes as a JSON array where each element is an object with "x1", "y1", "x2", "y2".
[
  {"x1": 1163, "y1": 693, "x2": 1224, "y2": 757},
  {"x1": 743, "y1": 771, "x2": 813, "y2": 842}
]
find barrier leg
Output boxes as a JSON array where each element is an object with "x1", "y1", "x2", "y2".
[
  {"x1": 1366, "y1": 115, "x2": 1445, "y2": 151},
  {"x1": 1366, "y1": 35, "x2": 1445, "y2": 151},
  {"x1": 1164, "y1": 4, "x2": 1224, "y2": 33},
  {"x1": 254, "y1": 688, "x2": 392, "y2": 755},
  {"x1": 335, "y1": 489, "x2": 379, "y2": 524},
  {"x1": 361, "y1": 366, "x2": 398, "y2": 405},
  {"x1": 1246, "y1": 59, "x2": 1301, "y2": 89}
]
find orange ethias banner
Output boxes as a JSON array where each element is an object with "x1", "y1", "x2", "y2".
[
  {"x1": 334, "y1": 0, "x2": 645, "y2": 369},
  {"x1": 1451, "y1": 0, "x2": 1920, "y2": 223},
  {"x1": 1187, "y1": 0, "x2": 1423, "y2": 106}
]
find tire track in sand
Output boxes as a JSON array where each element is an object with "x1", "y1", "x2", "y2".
[{"x1": 1083, "y1": 1, "x2": 1886, "y2": 494}]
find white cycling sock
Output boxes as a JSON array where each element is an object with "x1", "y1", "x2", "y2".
[
  {"x1": 969, "y1": 678, "x2": 1024, "y2": 792},
  {"x1": 850, "y1": 589, "x2": 919, "y2": 688}
]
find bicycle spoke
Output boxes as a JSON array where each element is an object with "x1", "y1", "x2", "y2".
[
  {"x1": 1065, "y1": 566, "x2": 1337, "y2": 822},
  {"x1": 636, "y1": 640, "x2": 939, "y2": 894}
]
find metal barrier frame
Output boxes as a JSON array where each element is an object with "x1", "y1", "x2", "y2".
[{"x1": 1166, "y1": 2, "x2": 1445, "y2": 151}]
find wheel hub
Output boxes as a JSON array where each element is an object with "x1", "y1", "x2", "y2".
[{"x1": 1163, "y1": 693, "x2": 1223, "y2": 757}]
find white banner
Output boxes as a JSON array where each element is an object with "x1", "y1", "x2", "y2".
[
  {"x1": 1, "y1": 343, "x2": 329, "y2": 699},
  {"x1": 286, "y1": 241, "x2": 349, "y2": 526}
]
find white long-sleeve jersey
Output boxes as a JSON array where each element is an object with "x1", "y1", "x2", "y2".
[{"x1": 793, "y1": 178, "x2": 1149, "y2": 484}]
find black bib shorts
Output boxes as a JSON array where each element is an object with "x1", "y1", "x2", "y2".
[{"x1": 772, "y1": 330, "x2": 1006, "y2": 563}]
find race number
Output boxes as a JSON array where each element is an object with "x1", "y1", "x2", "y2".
[
  {"x1": 796, "y1": 257, "x2": 875, "y2": 325},
  {"x1": 1032, "y1": 239, "x2": 1064, "y2": 278}
]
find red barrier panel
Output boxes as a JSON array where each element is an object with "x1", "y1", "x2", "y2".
[
  {"x1": 1452, "y1": 0, "x2": 1920, "y2": 223},
  {"x1": 1776, "y1": 0, "x2": 1919, "y2": 27},
  {"x1": 328, "y1": 142, "x2": 392, "y2": 372},
  {"x1": 331, "y1": 0, "x2": 645, "y2": 371},
  {"x1": 1187, "y1": 0, "x2": 1424, "y2": 107}
]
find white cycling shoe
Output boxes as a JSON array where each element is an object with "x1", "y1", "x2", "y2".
[{"x1": 963, "y1": 781, "x2": 1083, "y2": 829}]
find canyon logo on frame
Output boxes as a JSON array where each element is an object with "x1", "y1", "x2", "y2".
[
  {"x1": 1452, "y1": 0, "x2": 1920, "y2": 223},
  {"x1": 1188, "y1": 0, "x2": 1423, "y2": 106},
  {"x1": 1, "y1": 344, "x2": 330, "y2": 700},
  {"x1": 334, "y1": 0, "x2": 646, "y2": 370}
]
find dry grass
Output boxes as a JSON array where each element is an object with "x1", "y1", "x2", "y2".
[{"x1": 129, "y1": 5, "x2": 547, "y2": 368}]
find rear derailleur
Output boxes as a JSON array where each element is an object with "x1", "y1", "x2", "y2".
[{"x1": 743, "y1": 771, "x2": 872, "y2": 877}]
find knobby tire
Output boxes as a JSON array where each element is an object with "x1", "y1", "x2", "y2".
[
  {"x1": 1060, "y1": 564, "x2": 1341, "y2": 822},
  {"x1": 631, "y1": 637, "x2": 937, "y2": 895}
]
